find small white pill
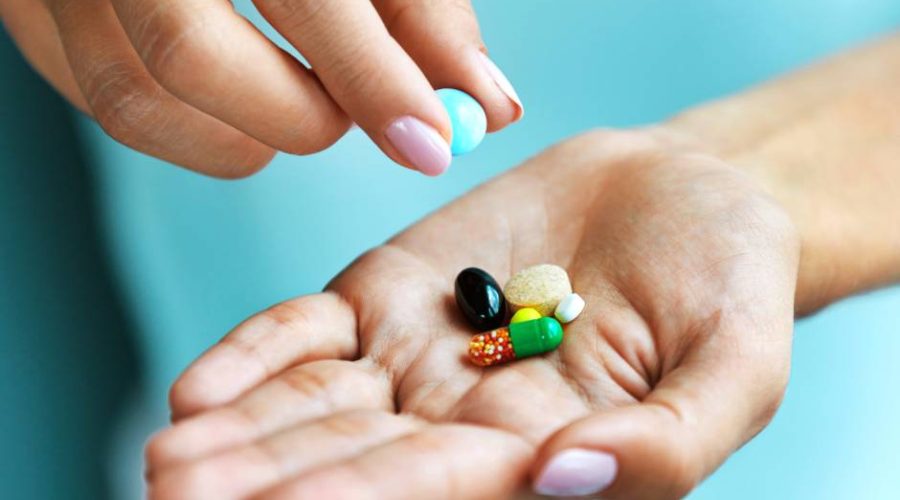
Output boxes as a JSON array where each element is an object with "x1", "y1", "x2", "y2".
[{"x1": 554, "y1": 293, "x2": 585, "y2": 324}]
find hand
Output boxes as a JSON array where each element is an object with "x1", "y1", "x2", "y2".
[
  {"x1": 145, "y1": 129, "x2": 799, "y2": 499},
  {"x1": 1, "y1": 0, "x2": 522, "y2": 176}
]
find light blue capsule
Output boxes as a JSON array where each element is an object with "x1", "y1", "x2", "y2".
[{"x1": 437, "y1": 88, "x2": 487, "y2": 156}]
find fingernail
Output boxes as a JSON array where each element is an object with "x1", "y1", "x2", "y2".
[
  {"x1": 385, "y1": 116, "x2": 451, "y2": 176},
  {"x1": 477, "y1": 51, "x2": 524, "y2": 119},
  {"x1": 534, "y1": 449, "x2": 618, "y2": 497}
]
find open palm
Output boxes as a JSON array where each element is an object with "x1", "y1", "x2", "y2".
[{"x1": 146, "y1": 129, "x2": 799, "y2": 499}]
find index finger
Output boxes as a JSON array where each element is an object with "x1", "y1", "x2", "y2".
[{"x1": 253, "y1": 0, "x2": 454, "y2": 175}]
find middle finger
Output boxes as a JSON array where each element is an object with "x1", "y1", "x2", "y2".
[{"x1": 110, "y1": 0, "x2": 351, "y2": 154}]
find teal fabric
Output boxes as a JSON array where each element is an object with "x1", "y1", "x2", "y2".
[
  {"x1": 0, "y1": 35, "x2": 139, "y2": 500},
  {"x1": 1, "y1": 1, "x2": 898, "y2": 498}
]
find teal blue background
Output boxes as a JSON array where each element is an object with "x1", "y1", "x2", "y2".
[{"x1": 2, "y1": 1, "x2": 899, "y2": 498}]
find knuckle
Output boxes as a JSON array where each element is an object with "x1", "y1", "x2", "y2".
[
  {"x1": 223, "y1": 335, "x2": 274, "y2": 379},
  {"x1": 255, "y1": 0, "x2": 329, "y2": 28},
  {"x1": 320, "y1": 411, "x2": 373, "y2": 439},
  {"x1": 282, "y1": 365, "x2": 331, "y2": 402},
  {"x1": 383, "y1": 0, "x2": 476, "y2": 34},
  {"x1": 321, "y1": 37, "x2": 382, "y2": 97},
  {"x1": 47, "y1": 0, "x2": 79, "y2": 23},
  {"x1": 254, "y1": 0, "x2": 327, "y2": 31},
  {"x1": 262, "y1": 298, "x2": 317, "y2": 332},
  {"x1": 131, "y1": 8, "x2": 216, "y2": 90},
  {"x1": 85, "y1": 64, "x2": 158, "y2": 145}
]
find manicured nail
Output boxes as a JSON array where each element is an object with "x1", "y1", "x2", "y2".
[
  {"x1": 477, "y1": 51, "x2": 524, "y2": 119},
  {"x1": 385, "y1": 116, "x2": 451, "y2": 176},
  {"x1": 534, "y1": 449, "x2": 618, "y2": 497}
]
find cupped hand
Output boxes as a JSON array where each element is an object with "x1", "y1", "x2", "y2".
[
  {"x1": 1, "y1": 0, "x2": 521, "y2": 176},
  {"x1": 146, "y1": 129, "x2": 799, "y2": 499}
]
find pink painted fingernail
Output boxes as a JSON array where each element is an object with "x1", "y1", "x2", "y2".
[
  {"x1": 534, "y1": 449, "x2": 618, "y2": 497},
  {"x1": 477, "y1": 52, "x2": 524, "y2": 119},
  {"x1": 385, "y1": 116, "x2": 451, "y2": 176}
]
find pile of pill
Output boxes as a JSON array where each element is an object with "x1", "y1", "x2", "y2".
[{"x1": 455, "y1": 264, "x2": 585, "y2": 367}]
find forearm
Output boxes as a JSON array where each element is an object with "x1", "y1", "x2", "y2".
[{"x1": 668, "y1": 31, "x2": 900, "y2": 315}]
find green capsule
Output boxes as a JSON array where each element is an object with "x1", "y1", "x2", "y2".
[
  {"x1": 509, "y1": 317, "x2": 564, "y2": 358},
  {"x1": 468, "y1": 316, "x2": 564, "y2": 367}
]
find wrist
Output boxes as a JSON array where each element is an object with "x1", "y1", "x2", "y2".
[
  {"x1": 641, "y1": 33, "x2": 900, "y2": 316},
  {"x1": 653, "y1": 118, "x2": 839, "y2": 315}
]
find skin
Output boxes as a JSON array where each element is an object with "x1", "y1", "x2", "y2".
[
  {"x1": 1, "y1": 0, "x2": 893, "y2": 494},
  {"x1": 144, "y1": 128, "x2": 799, "y2": 499},
  {"x1": 0, "y1": 0, "x2": 521, "y2": 176},
  {"x1": 143, "y1": 31, "x2": 900, "y2": 499}
]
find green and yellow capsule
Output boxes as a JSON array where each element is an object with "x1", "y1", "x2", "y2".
[{"x1": 468, "y1": 317, "x2": 563, "y2": 367}]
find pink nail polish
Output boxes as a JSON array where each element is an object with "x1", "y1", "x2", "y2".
[
  {"x1": 477, "y1": 52, "x2": 524, "y2": 119},
  {"x1": 385, "y1": 116, "x2": 451, "y2": 176},
  {"x1": 534, "y1": 449, "x2": 618, "y2": 497}
]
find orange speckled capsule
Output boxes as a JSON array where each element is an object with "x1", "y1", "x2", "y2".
[{"x1": 468, "y1": 317, "x2": 563, "y2": 367}]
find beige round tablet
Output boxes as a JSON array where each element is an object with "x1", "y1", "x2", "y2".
[{"x1": 503, "y1": 264, "x2": 572, "y2": 316}]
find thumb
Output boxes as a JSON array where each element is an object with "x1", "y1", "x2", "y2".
[{"x1": 531, "y1": 331, "x2": 791, "y2": 499}]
